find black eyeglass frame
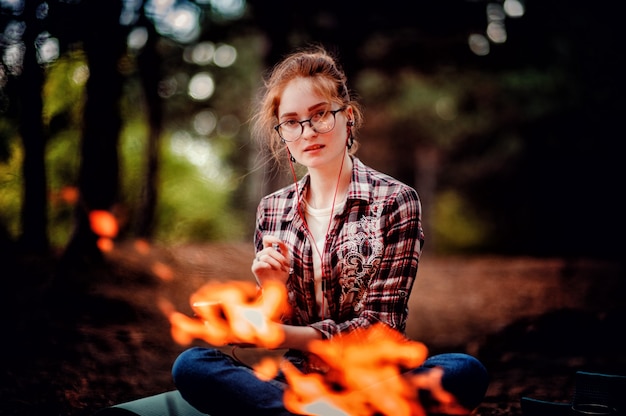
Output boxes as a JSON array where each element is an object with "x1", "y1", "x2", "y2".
[{"x1": 274, "y1": 107, "x2": 347, "y2": 142}]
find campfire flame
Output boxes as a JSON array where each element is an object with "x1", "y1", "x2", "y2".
[
  {"x1": 282, "y1": 323, "x2": 430, "y2": 416},
  {"x1": 165, "y1": 280, "x2": 289, "y2": 349},
  {"x1": 165, "y1": 280, "x2": 461, "y2": 416}
]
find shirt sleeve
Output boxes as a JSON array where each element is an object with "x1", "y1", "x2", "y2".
[{"x1": 253, "y1": 200, "x2": 265, "y2": 253}]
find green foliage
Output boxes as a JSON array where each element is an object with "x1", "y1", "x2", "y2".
[
  {"x1": 43, "y1": 50, "x2": 88, "y2": 127},
  {"x1": 432, "y1": 190, "x2": 491, "y2": 254},
  {"x1": 0, "y1": 49, "x2": 249, "y2": 249},
  {"x1": 157, "y1": 137, "x2": 246, "y2": 243},
  {"x1": 119, "y1": 123, "x2": 246, "y2": 244},
  {"x1": 0, "y1": 141, "x2": 22, "y2": 239},
  {"x1": 0, "y1": 118, "x2": 19, "y2": 163}
]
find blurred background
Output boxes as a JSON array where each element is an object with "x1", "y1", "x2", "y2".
[
  {"x1": 2, "y1": 2, "x2": 626, "y2": 415},
  {"x1": 1, "y1": 0, "x2": 624, "y2": 261}
]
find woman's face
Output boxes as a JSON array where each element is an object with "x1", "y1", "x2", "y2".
[{"x1": 276, "y1": 77, "x2": 351, "y2": 170}]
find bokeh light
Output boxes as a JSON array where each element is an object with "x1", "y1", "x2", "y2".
[
  {"x1": 188, "y1": 41, "x2": 216, "y2": 65},
  {"x1": 72, "y1": 64, "x2": 89, "y2": 86},
  {"x1": 3, "y1": 42, "x2": 25, "y2": 75},
  {"x1": 213, "y1": 44, "x2": 237, "y2": 68},
  {"x1": 188, "y1": 72, "x2": 215, "y2": 100},
  {"x1": 504, "y1": 0, "x2": 525, "y2": 18},
  {"x1": 204, "y1": 0, "x2": 246, "y2": 19},
  {"x1": 127, "y1": 26, "x2": 149, "y2": 51},
  {"x1": 487, "y1": 21, "x2": 507, "y2": 44},
  {"x1": 146, "y1": 0, "x2": 201, "y2": 43},
  {"x1": 193, "y1": 109, "x2": 218, "y2": 136},
  {"x1": 468, "y1": 33, "x2": 490, "y2": 56},
  {"x1": 37, "y1": 34, "x2": 59, "y2": 64}
]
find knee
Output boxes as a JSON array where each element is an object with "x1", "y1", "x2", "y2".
[
  {"x1": 172, "y1": 348, "x2": 196, "y2": 387},
  {"x1": 171, "y1": 347, "x2": 218, "y2": 389},
  {"x1": 422, "y1": 353, "x2": 489, "y2": 410}
]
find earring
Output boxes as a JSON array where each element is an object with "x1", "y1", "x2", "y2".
[{"x1": 347, "y1": 120, "x2": 354, "y2": 149}]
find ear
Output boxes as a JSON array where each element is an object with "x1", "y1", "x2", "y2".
[{"x1": 345, "y1": 106, "x2": 355, "y2": 126}]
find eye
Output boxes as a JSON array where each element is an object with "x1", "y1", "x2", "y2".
[
  {"x1": 282, "y1": 119, "x2": 299, "y2": 128},
  {"x1": 311, "y1": 110, "x2": 327, "y2": 122}
]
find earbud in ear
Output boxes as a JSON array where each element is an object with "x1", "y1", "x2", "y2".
[{"x1": 347, "y1": 120, "x2": 354, "y2": 127}]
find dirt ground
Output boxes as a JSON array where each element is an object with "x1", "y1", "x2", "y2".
[{"x1": 2, "y1": 241, "x2": 625, "y2": 416}]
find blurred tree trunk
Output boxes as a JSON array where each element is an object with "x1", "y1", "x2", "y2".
[
  {"x1": 17, "y1": 3, "x2": 48, "y2": 255},
  {"x1": 136, "y1": 22, "x2": 163, "y2": 239},
  {"x1": 60, "y1": 0, "x2": 125, "y2": 271}
]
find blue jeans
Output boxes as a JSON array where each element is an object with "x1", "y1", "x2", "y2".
[{"x1": 172, "y1": 347, "x2": 489, "y2": 416}]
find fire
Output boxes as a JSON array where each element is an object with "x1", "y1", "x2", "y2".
[
  {"x1": 165, "y1": 280, "x2": 289, "y2": 349},
  {"x1": 165, "y1": 280, "x2": 459, "y2": 415},
  {"x1": 253, "y1": 356, "x2": 281, "y2": 381},
  {"x1": 282, "y1": 323, "x2": 431, "y2": 416}
]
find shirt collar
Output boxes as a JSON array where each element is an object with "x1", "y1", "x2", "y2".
[{"x1": 287, "y1": 157, "x2": 372, "y2": 222}]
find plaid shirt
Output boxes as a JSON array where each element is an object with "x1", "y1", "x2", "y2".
[{"x1": 254, "y1": 157, "x2": 424, "y2": 342}]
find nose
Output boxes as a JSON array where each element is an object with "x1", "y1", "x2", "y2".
[{"x1": 301, "y1": 121, "x2": 317, "y2": 139}]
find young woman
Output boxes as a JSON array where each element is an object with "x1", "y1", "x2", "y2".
[{"x1": 172, "y1": 46, "x2": 489, "y2": 416}]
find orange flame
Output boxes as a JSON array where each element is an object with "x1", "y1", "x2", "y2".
[
  {"x1": 165, "y1": 280, "x2": 289, "y2": 349},
  {"x1": 253, "y1": 356, "x2": 282, "y2": 381},
  {"x1": 165, "y1": 281, "x2": 461, "y2": 415},
  {"x1": 282, "y1": 323, "x2": 430, "y2": 416}
]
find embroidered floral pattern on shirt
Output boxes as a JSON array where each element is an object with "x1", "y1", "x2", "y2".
[{"x1": 338, "y1": 205, "x2": 384, "y2": 311}]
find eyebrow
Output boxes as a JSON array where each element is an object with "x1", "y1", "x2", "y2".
[{"x1": 278, "y1": 102, "x2": 328, "y2": 120}]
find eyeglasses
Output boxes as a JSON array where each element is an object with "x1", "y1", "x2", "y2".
[{"x1": 274, "y1": 107, "x2": 346, "y2": 142}]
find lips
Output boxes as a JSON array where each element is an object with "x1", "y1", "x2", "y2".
[{"x1": 304, "y1": 144, "x2": 324, "y2": 151}]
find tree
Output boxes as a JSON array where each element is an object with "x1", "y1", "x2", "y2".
[
  {"x1": 59, "y1": 0, "x2": 127, "y2": 269},
  {"x1": 135, "y1": 20, "x2": 163, "y2": 239},
  {"x1": 15, "y1": 0, "x2": 48, "y2": 254}
]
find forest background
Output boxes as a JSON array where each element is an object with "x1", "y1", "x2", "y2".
[
  {"x1": 0, "y1": 2, "x2": 625, "y2": 415},
  {"x1": 0, "y1": 0, "x2": 626, "y2": 416},
  {"x1": 1, "y1": 0, "x2": 623, "y2": 262}
]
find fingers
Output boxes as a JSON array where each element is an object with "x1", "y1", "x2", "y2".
[
  {"x1": 255, "y1": 236, "x2": 290, "y2": 271},
  {"x1": 253, "y1": 251, "x2": 288, "y2": 272}
]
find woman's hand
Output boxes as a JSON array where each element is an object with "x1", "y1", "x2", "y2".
[{"x1": 251, "y1": 235, "x2": 291, "y2": 286}]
